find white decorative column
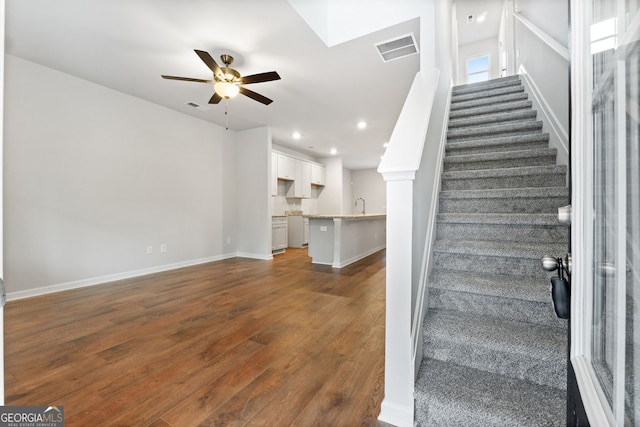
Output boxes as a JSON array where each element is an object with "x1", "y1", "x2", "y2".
[{"x1": 378, "y1": 172, "x2": 415, "y2": 425}]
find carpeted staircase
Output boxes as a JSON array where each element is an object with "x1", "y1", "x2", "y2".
[{"x1": 414, "y1": 75, "x2": 569, "y2": 426}]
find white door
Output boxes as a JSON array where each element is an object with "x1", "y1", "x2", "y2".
[{"x1": 571, "y1": 0, "x2": 640, "y2": 424}]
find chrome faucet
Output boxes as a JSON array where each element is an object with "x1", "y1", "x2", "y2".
[{"x1": 355, "y1": 197, "x2": 366, "y2": 215}]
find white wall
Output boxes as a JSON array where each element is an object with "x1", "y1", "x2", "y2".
[
  {"x1": 457, "y1": 37, "x2": 500, "y2": 84},
  {"x1": 342, "y1": 167, "x2": 352, "y2": 215},
  {"x1": 513, "y1": 0, "x2": 569, "y2": 164},
  {"x1": 350, "y1": 169, "x2": 386, "y2": 214},
  {"x1": 235, "y1": 127, "x2": 272, "y2": 259},
  {"x1": 4, "y1": 55, "x2": 237, "y2": 298},
  {"x1": 318, "y1": 156, "x2": 343, "y2": 214}
]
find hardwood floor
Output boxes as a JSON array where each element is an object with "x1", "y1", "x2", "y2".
[{"x1": 5, "y1": 248, "x2": 387, "y2": 426}]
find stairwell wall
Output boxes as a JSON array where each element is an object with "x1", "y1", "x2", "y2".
[{"x1": 512, "y1": 0, "x2": 570, "y2": 165}]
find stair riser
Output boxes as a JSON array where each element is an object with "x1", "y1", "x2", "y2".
[
  {"x1": 452, "y1": 86, "x2": 524, "y2": 103},
  {"x1": 450, "y1": 93, "x2": 529, "y2": 111},
  {"x1": 442, "y1": 172, "x2": 566, "y2": 191},
  {"x1": 438, "y1": 196, "x2": 569, "y2": 214},
  {"x1": 449, "y1": 101, "x2": 533, "y2": 120},
  {"x1": 446, "y1": 140, "x2": 549, "y2": 155},
  {"x1": 428, "y1": 288, "x2": 565, "y2": 328},
  {"x1": 444, "y1": 155, "x2": 556, "y2": 172},
  {"x1": 433, "y1": 252, "x2": 551, "y2": 279},
  {"x1": 415, "y1": 359, "x2": 567, "y2": 427},
  {"x1": 448, "y1": 111, "x2": 538, "y2": 129},
  {"x1": 436, "y1": 223, "x2": 568, "y2": 244},
  {"x1": 423, "y1": 334, "x2": 566, "y2": 389}
]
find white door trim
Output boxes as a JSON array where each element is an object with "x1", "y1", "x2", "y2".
[{"x1": 569, "y1": 0, "x2": 612, "y2": 424}]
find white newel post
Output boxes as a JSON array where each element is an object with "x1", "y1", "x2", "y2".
[{"x1": 378, "y1": 171, "x2": 415, "y2": 426}]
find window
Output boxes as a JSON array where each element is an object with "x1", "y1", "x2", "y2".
[{"x1": 466, "y1": 55, "x2": 490, "y2": 83}]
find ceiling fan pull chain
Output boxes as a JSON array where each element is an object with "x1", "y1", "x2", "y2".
[{"x1": 225, "y1": 98, "x2": 230, "y2": 130}]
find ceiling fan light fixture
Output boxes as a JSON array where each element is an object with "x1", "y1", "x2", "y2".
[{"x1": 214, "y1": 81, "x2": 240, "y2": 98}]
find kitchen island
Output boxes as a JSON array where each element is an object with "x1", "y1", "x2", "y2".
[{"x1": 305, "y1": 214, "x2": 386, "y2": 268}]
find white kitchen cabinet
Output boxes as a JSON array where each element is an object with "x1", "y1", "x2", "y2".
[
  {"x1": 311, "y1": 163, "x2": 325, "y2": 186},
  {"x1": 287, "y1": 215, "x2": 308, "y2": 248},
  {"x1": 286, "y1": 160, "x2": 311, "y2": 198},
  {"x1": 277, "y1": 154, "x2": 294, "y2": 180},
  {"x1": 272, "y1": 216, "x2": 288, "y2": 253},
  {"x1": 271, "y1": 153, "x2": 278, "y2": 196},
  {"x1": 303, "y1": 217, "x2": 309, "y2": 245}
]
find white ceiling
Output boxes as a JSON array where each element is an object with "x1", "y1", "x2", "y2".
[{"x1": 5, "y1": 0, "x2": 501, "y2": 170}]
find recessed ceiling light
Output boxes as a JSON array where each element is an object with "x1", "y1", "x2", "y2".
[
  {"x1": 357, "y1": 120, "x2": 367, "y2": 129},
  {"x1": 330, "y1": 148, "x2": 337, "y2": 155},
  {"x1": 292, "y1": 131, "x2": 301, "y2": 140},
  {"x1": 383, "y1": 142, "x2": 389, "y2": 148}
]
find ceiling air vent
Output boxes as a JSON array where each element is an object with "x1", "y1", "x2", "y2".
[
  {"x1": 375, "y1": 33, "x2": 419, "y2": 63},
  {"x1": 185, "y1": 101, "x2": 210, "y2": 112}
]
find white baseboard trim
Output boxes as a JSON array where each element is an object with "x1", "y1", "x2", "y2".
[
  {"x1": 331, "y1": 245, "x2": 385, "y2": 268},
  {"x1": 236, "y1": 252, "x2": 273, "y2": 261},
  {"x1": 378, "y1": 399, "x2": 413, "y2": 427},
  {"x1": 8, "y1": 252, "x2": 239, "y2": 301},
  {"x1": 518, "y1": 65, "x2": 569, "y2": 165}
]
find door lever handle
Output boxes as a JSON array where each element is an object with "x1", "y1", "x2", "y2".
[
  {"x1": 541, "y1": 255, "x2": 571, "y2": 319},
  {"x1": 557, "y1": 205, "x2": 571, "y2": 224}
]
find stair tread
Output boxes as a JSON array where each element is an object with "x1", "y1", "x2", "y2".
[
  {"x1": 437, "y1": 212, "x2": 560, "y2": 225},
  {"x1": 450, "y1": 93, "x2": 529, "y2": 110},
  {"x1": 440, "y1": 186, "x2": 568, "y2": 200},
  {"x1": 434, "y1": 239, "x2": 566, "y2": 259},
  {"x1": 445, "y1": 132, "x2": 549, "y2": 151},
  {"x1": 415, "y1": 358, "x2": 565, "y2": 427},
  {"x1": 452, "y1": 75, "x2": 521, "y2": 94},
  {"x1": 428, "y1": 269, "x2": 550, "y2": 302},
  {"x1": 447, "y1": 120, "x2": 543, "y2": 139},
  {"x1": 448, "y1": 109, "x2": 537, "y2": 127},
  {"x1": 442, "y1": 164, "x2": 566, "y2": 180},
  {"x1": 444, "y1": 147, "x2": 557, "y2": 163},
  {"x1": 449, "y1": 100, "x2": 533, "y2": 119},
  {"x1": 424, "y1": 308, "x2": 567, "y2": 355},
  {"x1": 451, "y1": 85, "x2": 524, "y2": 102}
]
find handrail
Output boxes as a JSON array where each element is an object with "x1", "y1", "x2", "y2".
[
  {"x1": 514, "y1": 12, "x2": 570, "y2": 61},
  {"x1": 378, "y1": 69, "x2": 440, "y2": 178}
]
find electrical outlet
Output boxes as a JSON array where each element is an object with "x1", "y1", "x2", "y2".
[
  {"x1": 160, "y1": 244, "x2": 167, "y2": 253},
  {"x1": 147, "y1": 246, "x2": 153, "y2": 255},
  {"x1": 320, "y1": 226, "x2": 327, "y2": 232}
]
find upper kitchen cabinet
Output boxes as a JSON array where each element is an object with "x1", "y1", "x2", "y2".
[
  {"x1": 287, "y1": 160, "x2": 311, "y2": 198},
  {"x1": 311, "y1": 163, "x2": 325, "y2": 186},
  {"x1": 277, "y1": 154, "x2": 294, "y2": 180}
]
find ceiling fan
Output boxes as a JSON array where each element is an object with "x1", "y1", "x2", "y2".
[{"x1": 162, "y1": 49, "x2": 281, "y2": 105}]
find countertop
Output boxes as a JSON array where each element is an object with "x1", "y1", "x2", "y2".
[{"x1": 304, "y1": 214, "x2": 386, "y2": 219}]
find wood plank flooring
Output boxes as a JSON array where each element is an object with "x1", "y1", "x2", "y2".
[{"x1": 4, "y1": 248, "x2": 387, "y2": 426}]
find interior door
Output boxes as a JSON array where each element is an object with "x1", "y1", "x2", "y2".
[{"x1": 570, "y1": 0, "x2": 640, "y2": 424}]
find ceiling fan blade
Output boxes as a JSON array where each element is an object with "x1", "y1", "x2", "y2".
[
  {"x1": 194, "y1": 49, "x2": 223, "y2": 80},
  {"x1": 239, "y1": 86, "x2": 273, "y2": 105},
  {"x1": 161, "y1": 75, "x2": 213, "y2": 83},
  {"x1": 239, "y1": 71, "x2": 281, "y2": 85},
  {"x1": 208, "y1": 92, "x2": 223, "y2": 104}
]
